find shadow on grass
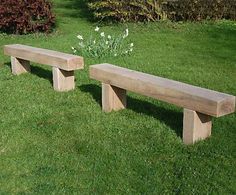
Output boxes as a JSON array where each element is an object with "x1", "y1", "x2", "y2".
[
  {"x1": 79, "y1": 84, "x2": 183, "y2": 138},
  {"x1": 208, "y1": 24, "x2": 236, "y2": 50},
  {"x1": 4, "y1": 62, "x2": 11, "y2": 70},
  {"x1": 55, "y1": 0, "x2": 93, "y2": 21},
  {"x1": 5, "y1": 62, "x2": 53, "y2": 84},
  {"x1": 31, "y1": 65, "x2": 53, "y2": 84}
]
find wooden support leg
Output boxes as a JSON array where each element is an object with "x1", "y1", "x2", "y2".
[
  {"x1": 11, "y1": 56, "x2": 30, "y2": 75},
  {"x1": 183, "y1": 109, "x2": 212, "y2": 145},
  {"x1": 52, "y1": 67, "x2": 75, "y2": 92},
  {"x1": 102, "y1": 83, "x2": 127, "y2": 112}
]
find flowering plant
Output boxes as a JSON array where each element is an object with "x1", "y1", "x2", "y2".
[{"x1": 71, "y1": 27, "x2": 134, "y2": 58}]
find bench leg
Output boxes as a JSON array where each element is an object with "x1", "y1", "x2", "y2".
[
  {"x1": 183, "y1": 109, "x2": 212, "y2": 145},
  {"x1": 102, "y1": 83, "x2": 127, "y2": 112},
  {"x1": 52, "y1": 67, "x2": 75, "y2": 92},
  {"x1": 11, "y1": 57, "x2": 30, "y2": 75}
]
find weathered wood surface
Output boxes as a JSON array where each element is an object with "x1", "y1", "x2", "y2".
[
  {"x1": 90, "y1": 63, "x2": 235, "y2": 117},
  {"x1": 53, "y1": 67, "x2": 75, "y2": 91},
  {"x1": 11, "y1": 57, "x2": 30, "y2": 75},
  {"x1": 183, "y1": 109, "x2": 212, "y2": 145},
  {"x1": 102, "y1": 83, "x2": 127, "y2": 112},
  {"x1": 4, "y1": 44, "x2": 84, "y2": 71}
]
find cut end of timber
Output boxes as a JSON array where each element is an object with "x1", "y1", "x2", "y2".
[
  {"x1": 3, "y1": 45, "x2": 9, "y2": 55},
  {"x1": 67, "y1": 57, "x2": 84, "y2": 71},
  {"x1": 217, "y1": 96, "x2": 236, "y2": 117}
]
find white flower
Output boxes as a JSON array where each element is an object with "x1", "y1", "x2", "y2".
[
  {"x1": 105, "y1": 41, "x2": 109, "y2": 45},
  {"x1": 114, "y1": 53, "x2": 117, "y2": 57},
  {"x1": 130, "y1": 48, "x2": 133, "y2": 52},
  {"x1": 93, "y1": 40, "x2": 96, "y2": 44},
  {"x1": 100, "y1": 32, "x2": 105, "y2": 37},
  {"x1": 123, "y1": 28, "x2": 129, "y2": 38},
  {"x1": 108, "y1": 35, "x2": 111, "y2": 39},
  {"x1": 77, "y1": 35, "x2": 83, "y2": 40},
  {"x1": 71, "y1": 47, "x2": 77, "y2": 53},
  {"x1": 125, "y1": 50, "x2": 128, "y2": 54},
  {"x1": 130, "y1": 43, "x2": 134, "y2": 47},
  {"x1": 126, "y1": 28, "x2": 129, "y2": 35},
  {"x1": 95, "y1": 26, "x2": 100, "y2": 32}
]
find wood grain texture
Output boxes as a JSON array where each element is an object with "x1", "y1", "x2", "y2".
[
  {"x1": 183, "y1": 109, "x2": 212, "y2": 145},
  {"x1": 90, "y1": 63, "x2": 235, "y2": 117},
  {"x1": 53, "y1": 67, "x2": 75, "y2": 92},
  {"x1": 102, "y1": 83, "x2": 127, "y2": 112},
  {"x1": 4, "y1": 44, "x2": 84, "y2": 71},
  {"x1": 11, "y1": 57, "x2": 30, "y2": 75}
]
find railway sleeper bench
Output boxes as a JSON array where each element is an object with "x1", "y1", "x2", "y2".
[
  {"x1": 90, "y1": 63, "x2": 235, "y2": 145},
  {"x1": 4, "y1": 44, "x2": 84, "y2": 92}
]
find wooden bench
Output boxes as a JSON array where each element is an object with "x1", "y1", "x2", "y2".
[
  {"x1": 90, "y1": 63, "x2": 235, "y2": 145},
  {"x1": 4, "y1": 44, "x2": 84, "y2": 92}
]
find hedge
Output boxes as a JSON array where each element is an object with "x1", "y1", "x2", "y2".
[
  {"x1": 88, "y1": 0, "x2": 236, "y2": 22},
  {"x1": 0, "y1": 0, "x2": 55, "y2": 34}
]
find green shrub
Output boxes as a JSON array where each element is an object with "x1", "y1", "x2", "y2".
[
  {"x1": 0, "y1": 0, "x2": 55, "y2": 34},
  {"x1": 88, "y1": 0, "x2": 236, "y2": 22},
  {"x1": 88, "y1": 0, "x2": 167, "y2": 22},
  {"x1": 164, "y1": 0, "x2": 236, "y2": 21}
]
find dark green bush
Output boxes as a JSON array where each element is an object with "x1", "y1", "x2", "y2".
[
  {"x1": 0, "y1": 0, "x2": 55, "y2": 34},
  {"x1": 88, "y1": 0, "x2": 236, "y2": 22},
  {"x1": 164, "y1": 0, "x2": 236, "y2": 21}
]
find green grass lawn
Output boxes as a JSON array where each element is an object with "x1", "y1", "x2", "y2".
[{"x1": 0, "y1": 0, "x2": 236, "y2": 194}]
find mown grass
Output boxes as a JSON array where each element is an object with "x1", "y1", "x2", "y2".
[{"x1": 0, "y1": 0, "x2": 236, "y2": 194}]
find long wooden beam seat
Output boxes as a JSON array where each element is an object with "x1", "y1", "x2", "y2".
[
  {"x1": 90, "y1": 63, "x2": 235, "y2": 144},
  {"x1": 4, "y1": 44, "x2": 84, "y2": 92}
]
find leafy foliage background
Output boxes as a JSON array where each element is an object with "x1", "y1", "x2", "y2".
[
  {"x1": 88, "y1": 0, "x2": 236, "y2": 22},
  {"x1": 0, "y1": 0, "x2": 55, "y2": 34}
]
